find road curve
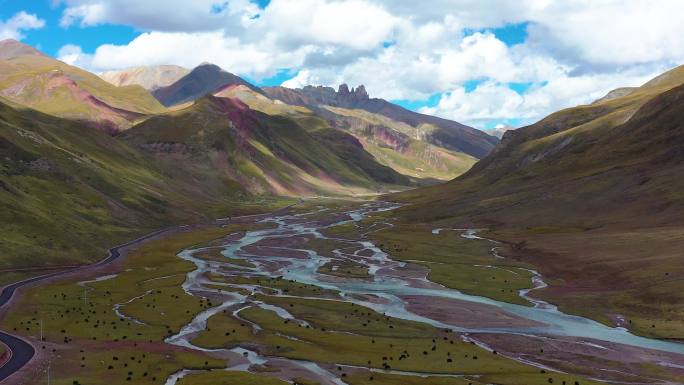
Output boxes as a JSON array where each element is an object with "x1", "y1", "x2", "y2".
[{"x1": 0, "y1": 227, "x2": 170, "y2": 383}]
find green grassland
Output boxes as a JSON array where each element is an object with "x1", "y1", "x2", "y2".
[
  {"x1": 304, "y1": 238, "x2": 355, "y2": 259},
  {"x1": 47, "y1": 349, "x2": 224, "y2": 385},
  {"x1": 0, "y1": 55, "x2": 166, "y2": 130},
  {"x1": 206, "y1": 274, "x2": 338, "y2": 298},
  {"x1": 496, "y1": 227, "x2": 684, "y2": 339},
  {"x1": 176, "y1": 371, "x2": 290, "y2": 385},
  {"x1": 370, "y1": 224, "x2": 535, "y2": 306},
  {"x1": 194, "y1": 247, "x2": 257, "y2": 268},
  {"x1": 320, "y1": 221, "x2": 359, "y2": 238},
  {"x1": 0, "y1": 223, "x2": 263, "y2": 385},
  {"x1": 345, "y1": 372, "x2": 474, "y2": 385},
  {"x1": 322, "y1": 215, "x2": 535, "y2": 306},
  {"x1": 317, "y1": 259, "x2": 370, "y2": 279},
  {"x1": 344, "y1": 371, "x2": 592, "y2": 385},
  {"x1": 192, "y1": 294, "x2": 601, "y2": 385}
]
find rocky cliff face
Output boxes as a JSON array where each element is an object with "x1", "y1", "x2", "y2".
[
  {"x1": 269, "y1": 84, "x2": 371, "y2": 108},
  {"x1": 307, "y1": 84, "x2": 370, "y2": 106}
]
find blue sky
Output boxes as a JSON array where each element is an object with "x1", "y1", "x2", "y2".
[
  {"x1": 2, "y1": 1, "x2": 680, "y2": 131},
  {"x1": 0, "y1": 0, "x2": 137, "y2": 56}
]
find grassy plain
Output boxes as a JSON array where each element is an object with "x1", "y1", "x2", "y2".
[
  {"x1": 193, "y1": 294, "x2": 601, "y2": 385},
  {"x1": 322, "y1": 212, "x2": 536, "y2": 306},
  {"x1": 0, "y1": 223, "x2": 264, "y2": 385},
  {"x1": 317, "y1": 259, "x2": 370, "y2": 279},
  {"x1": 176, "y1": 371, "x2": 290, "y2": 385},
  {"x1": 370, "y1": 224, "x2": 535, "y2": 305}
]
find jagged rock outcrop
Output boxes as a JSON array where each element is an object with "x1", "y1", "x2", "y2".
[{"x1": 263, "y1": 84, "x2": 499, "y2": 158}]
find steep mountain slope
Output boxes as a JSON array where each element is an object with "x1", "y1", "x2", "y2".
[
  {"x1": 122, "y1": 94, "x2": 410, "y2": 196},
  {"x1": 132, "y1": 63, "x2": 485, "y2": 181},
  {"x1": 591, "y1": 87, "x2": 637, "y2": 103},
  {"x1": 0, "y1": 63, "x2": 409, "y2": 272},
  {"x1": 0, "y1": 97, "x2": 275, "y2": 271},
  {"x1": 0, "y1": 40, "x2": 166, "y2": 132},
  {"x1": 217, "y1": 84, "x2": 476, "y2": 181},
  {"x1": 100, "y1": 65, "x2": 189, "y2": 90},
  {"x1": 394, "y1": 65, "x2": 684, "y2": 339},
  {"x1": 152, "y1": 63, "x2": 262, "y2": 107},
  {"x1": 323, "y1": 105, "x2": 478, "y2": 180},
  {"x1": 264, "y1": 84, "x2": 499, "y2": 158}
]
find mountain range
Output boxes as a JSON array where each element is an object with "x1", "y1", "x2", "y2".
[
  {"x1": 0, "y1": 38, "x2": 493, "y2": 269},
  {"x1": 7, "y1": 34, "x2": 683, "y2": 339},
  {"x1": 0, "y1": 40, "x2": 165, "y2": 133},
  {"x1": 263, "y1": 84, "x2": 497, "y2": 158},
  {"x1": 101, "y1": 61, "x2": 496, "y2": 181}
]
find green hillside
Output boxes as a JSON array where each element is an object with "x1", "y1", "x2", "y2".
[
  {"x1": 0, "y1": 98, "x2": 285, "y2": 272},
  {"x1": 121, "y1": 95, "x2": 410, "y2": 196},
  {"x1": 0, "y1": 41, "x2": 166, "y2": 132},
  {"x1": 392, "y1": 65, "x2": 684, "y2": 339},
  {"x1": 218, "y1": 85, "x2": 476, "y2": 181},
  {"x1": 323, "y1": 105, "x2": 477, "y2": 180},
  {"x1": 263, "y1": 84, "x2": 499, "y2": 159}
]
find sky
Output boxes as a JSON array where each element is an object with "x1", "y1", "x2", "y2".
[{"x1": 1, "y1": 1, "x2": 684, "y2": 131}]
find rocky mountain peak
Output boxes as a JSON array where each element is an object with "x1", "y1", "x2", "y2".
[
  {"x1": 354, "y1": 85, "x2": 369, "y2": 99},
  {"x1": 337, "y1": 84, "x2": 369, "y2": 99}
]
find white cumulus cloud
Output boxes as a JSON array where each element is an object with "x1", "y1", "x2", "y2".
[
  {"x1": 0, "y1": 12, "x2": 46, "y2": 41},
  {"x1": 52, "y1": 0, "x2": 684, "y2": 129},
  {"x1": 422, "y1": 68, "x2": 661, "y2": 128}
]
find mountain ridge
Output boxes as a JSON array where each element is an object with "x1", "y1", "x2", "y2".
[
  {"x1": 0, "y1": 40, "x2": 166, "y2": 132},
  {"x1": 152, "y1": 63, "x2": 263, "y2": 107},
  {"x1": 392, "y1": 64, "x2": 684, "y2": 340},
  {"x1": 122, "y1": 93, "x2": 411, "y2": 195},
  {"x1": 263, "y1": 84, "x2": 499, "y2": 158}
]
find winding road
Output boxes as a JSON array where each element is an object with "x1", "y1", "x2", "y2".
[{"x1": 0, "y1": 227, "x2": 171, "y2": 382}]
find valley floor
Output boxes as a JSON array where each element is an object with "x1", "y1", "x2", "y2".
[
  {"x1": 488, "y1": 226, "x2": 684, "y2": 341},
  {"x1": 1, "y1": 199, "x2": 683, "y2": 385}
]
